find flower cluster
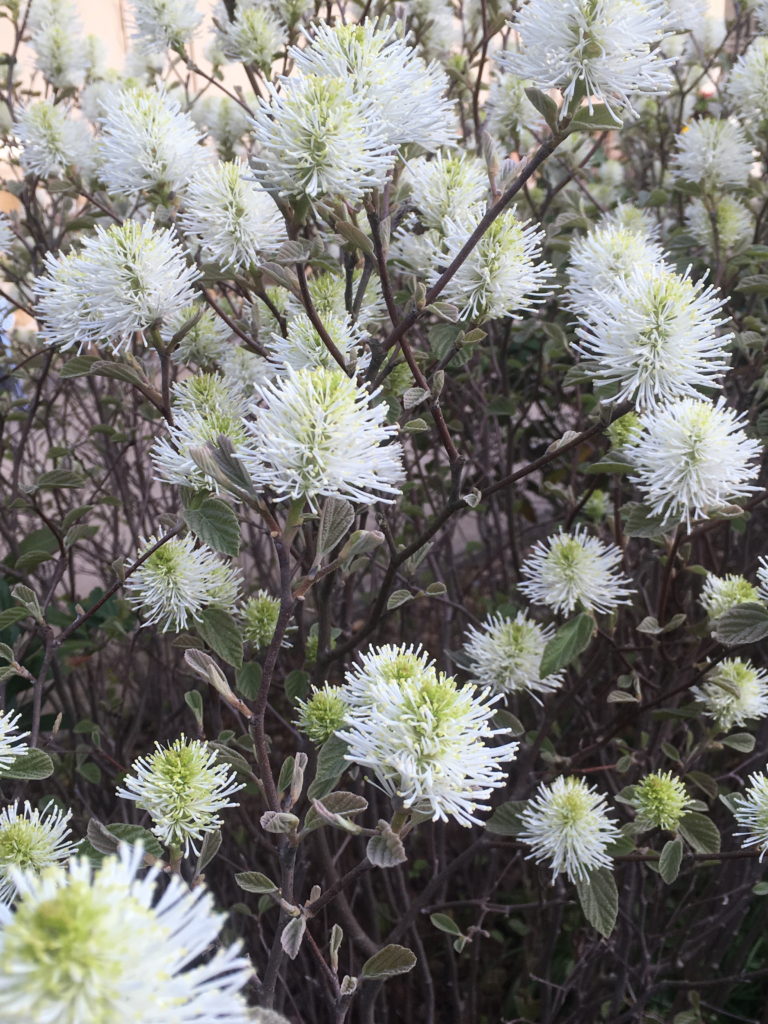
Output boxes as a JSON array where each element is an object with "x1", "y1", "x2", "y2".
[
  {"x1": 497, "y1": 0, "x2": 673, "y2": 118},
  {"x1": 519, "y1": 775, "x2": 620, "y2": 883},
  {"x1": 338, "y1": 644, "x2": 518, "y2": 826},
  {"x1": 36, "y1": 219, "x2": 199, "y2": 353},
  {"x1": 519, "y1": 527, "x2": 634, "y2": 616},
  {"x1": 463, "y1": 611, "x2": 564, "y2": 697},
  {"x1": 124, "y1": 533, "x2": 242, "y2": 632},
  {"x1": 252, "y1": 19, "x2": 456, "y2": 201},
  {"x1": 0, "y1": 845, "x2": 252, "y2": 1022},
  {"x1": 117, "y1": 736, "x2": 244, "y2": 856}
]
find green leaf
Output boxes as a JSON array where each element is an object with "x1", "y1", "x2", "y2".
[
  {"x1": 195, "y1": 830, "x2": 222, "y2": 873},
  {"x1": 281, "y1": 916, "x2": 306, "y2": 959},
  {"x1": 197, "y1": 607, "x2": 243, "y2": 668},
  {"x1": 335, "y1": 219, "x2": 375, "y2": 257},
  {"x1": 712, "y1": 603, "x2": 768, "y2": 646},
  {"x1": 15, "y1": 549, "x2": 54, "y2": 572},
  {"x1": 722, "y1": 732, "x2": 756, "y2": 752},
  {"x1": 540, "y1": 613, "x2": 594, "y2": 678},
  {"x1": 387, "y1": 589, "x2": 412, "y2": 610},
  {"x1": 678, "y1": 812, "x2": 720, "y2": 854},
  {"x1": 235, "y1": 871, "x2": 277, "y2": 893},
  {"x1": 524, "y1": 86, "x2": 560, "y2": 131},
  {"x1": 184, "y1": 689, "x2": 204, "y2": 729},
  {"x1": 575, "y1": 868, "x2": 619, "y2": 938},
  {"x1": 59, "y1": 355, "x2": 99, "y2": 378},
  {"x1": 35, "y1": 468, "x2": 84, "y2": 489},
  {"x1": 285, "y1": 669, "x2": 309, "y2": 702},
  {"x1": 659, "y1": 838, "x2": 683, "y2": 884},
  {"x1": 361, "y1": 944, "x2": 417, "y2": 980},
  {"x1": 236, "y1": 662, "x2": 261, "y2": 700},
  {"x1": 90, "y1": 360, "x2": 147, "y2": 388},
  {"x1": 0, "y1": 748, "x2": 54, "y2": 780},
  {"x1": 106, "y1": 823, "x2": 164, "y2": 858},
  {"x1": 0, "y1": 607, "x2": 29, "y2": 631},
  {"x1": 621, "y1": 502, "x2": 669, "y2": 540},
  {"x1": 484, "y1": 800, "x2": 527, "y2": 836},
  {"x1": 430, "y1": 913, "x2": 462, "y2": 937},
  {"x1": 367, "y1": 822, "x2": 407, "y2": 867},
  {"x1": 183, "y1": 496, "x2": 240, "y2": 556},
  {"x1": 568, "y1": 104, "x2": 623, "y2": 133},
  {"x1": 64, "y1": 523, "x2": 98, "y2": 549},
  {"x1": 304, "y1": 792, "x2": 368, "y2": 833},
  {"x1": 307, "y1": 734, "x2": 349, "y2": 800},
  {"x1": 316, "y1": 498, "x2": 355, "y2": 559},
  {"x1": 260, "y1": 811, "x2": 300, "y2": 834}
]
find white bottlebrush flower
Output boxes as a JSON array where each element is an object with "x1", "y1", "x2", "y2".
[
  {"x1": 573, "y1": 263, "x2": 732, "y2": 409},
  {"x1": 0, "y1": 802, "x2": 75, "y2": 903},
  {"x1": 734, "y1": 769, "x2": 768, "y2": 859},
  {"x1": 239, "y1": 366, "x2": 404, "y2": 507},
  {"x1": 691, "y1": 658, "x2": 768, "y2": 732},
  {"x1": 36, "y1": 219, "x2": 199, "y2": 353},
  {"x1": 129, "y1": 0, "x2": 202, "y2": 53},
  {"x1": 117, "y1": 736, "x2": 244, "y2": 857},
  {"x1": 565, "y1": 222, "x2": 667, "y2": 314},
  {"x1": 16, "y1": 101, "x2": 94, "y2": 179},
  {"x1": 180, "y1": 159, "x2": 287, "y2": 270},
  {"x1": 214, "y1": 1, "x2": 284, "y2": 70},
  {"x1": 252, "y1": 74, "x2": 394, "y2": 201},
  {"x1": 519, "y1": 526, "x2": 634, "y2": 616},
  {"x1": 406, "y1": 151, "x2": 487, "y2": 233},
  {"x1": 727, "y1": 36, "x2": 768, "y2": 130},
  {"x1": 124, "y1": 533, "x2": 242, "y2": 632},
  {"x1": 292, "y1": 19, "x2": 457, "y2": 151},
  {"x1": 338, "y1": 644, "x2": 518, "y2": 826},
  {"x1": 672, "y1": 119, "x2": 753, "y2": 191},
  {"x1": 685, "y1": 196, "x2": 752, "y2": 253},
  {"x1": 484, "y1": 71, "x2": 546, "y2": 150},
  {"x1": 628, "y1": 398, "x2": 762, "y2": 525},
  {"x1": 0, "y1": 711, "x2": 29, "y2": 772},
  {"x1": 151, "y1": 373, "x2": 252, "y2": 490},
  {"x1": 437, "y1": 209, "x2": 554, "y2": 323},
  {"x1": 267, "y1": 312, "x2": 366, "y2": 374},
  {"x1": 497, "y1": 0, "x2": 673, "y2": 119},
  {"x1": 0, "y1": 844, "x2": 252, "y2": 1022},
  {"x1": 700, "y1": 573, "x2": 761, "y2": 621},
  {"x1": 463, "y1": 610, "x2": 565, "y2": 697},
  {"x1": 27, "y1": 0, "x2": 88, "y2": 89},
  {"x1": 99, "y1": 86, "x2": 205, "y2": 196},
  {"x1": 519, "y1": 775, "x2": 620, "y2": 883}
]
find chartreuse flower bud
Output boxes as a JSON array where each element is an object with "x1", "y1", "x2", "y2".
[
  {"x1": 295, "y1": 684, "x2": 348, "y2": 745},
  {"x1": 633, "y1": 772, "x2": 692, "y2": 832}
]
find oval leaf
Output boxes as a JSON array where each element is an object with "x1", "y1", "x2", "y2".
[
  {"x1": 361, "y1": 944, "x2": 417, "y2": 980},
  {"x1": 540, "y1": 613, "x2": 594, "y2": 678},
  {"x1": 575, "y1": 867, "x2": 618, "y2": 938}
]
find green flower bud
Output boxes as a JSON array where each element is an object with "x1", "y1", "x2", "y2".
[
  {"x1": 241, "y1": 591, "x2": 280, "y2": 650},
  {"x1": 633, "y1": 771, "x2": 691, "y2": 832},
  {"x1": 295, "y1": 684, "x2": 348, "y2": 745}
]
